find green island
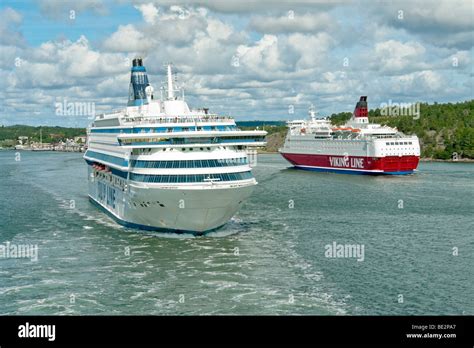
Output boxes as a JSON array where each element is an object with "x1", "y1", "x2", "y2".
[{"x1": 1, "y1": 100, "x2": 472, "y2": 160}]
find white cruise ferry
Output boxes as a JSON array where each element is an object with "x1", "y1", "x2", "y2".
[
  {"x1": 84, "y1": 58, "x2": 266, "y2": 234},
  {"x1": 280, "y1": 96, "x2": 420, "y2": 175}
]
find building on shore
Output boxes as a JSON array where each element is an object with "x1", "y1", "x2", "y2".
[
  {"x1": 14, "y1": 135, "x2": 86, "y2": 152},
  {"x1": 54, "y1": 138, "x2": 85, "y2": 152},
  {"x1": 74, "y1": 136, "x2": 87, "y2": 144}
]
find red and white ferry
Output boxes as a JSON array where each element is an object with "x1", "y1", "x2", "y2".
[{"x1": 279, "y1": 96, "x2": 420, "y2": 175}]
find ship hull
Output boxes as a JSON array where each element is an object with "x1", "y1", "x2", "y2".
[
  {"x1": 88, "y1": 167, "x2": 255, "y2": 234},
  {"x1": 280, "y1": 152, "x2": 419, "y2": 175}
]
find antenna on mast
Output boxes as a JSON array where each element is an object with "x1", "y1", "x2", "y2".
[
  {"x1": 309, "y1": 104, "x2": 316, "y2": 121},
  {"x1": 166, "y1": 63, "x2": 174, "y2": 100}
]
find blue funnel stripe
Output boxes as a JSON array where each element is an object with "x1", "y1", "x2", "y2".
[
  {"x1": 128, "y1": 66, "x2": 150, "y2": 106},
  {"x1": 131, "y1": 66, "x2": 146, "y2": 72},
  {"x1": 130, "y1": 99, "x2": 146, "y2": 106}
]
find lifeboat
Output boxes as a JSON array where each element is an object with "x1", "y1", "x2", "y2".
[
  {"x1": 332, "y1": 127, "x2": 360, "y2": 132},
  {"x1": 93, "y1": 163, "x2": 107, "y2": 171}
]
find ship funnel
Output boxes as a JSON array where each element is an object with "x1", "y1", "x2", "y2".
[
  {"x1": 353, "y1": 96, "x2": 368, "y2": 117},
  {"x1": 128, "y1": 57, "x2": 152, "y2": 106}
]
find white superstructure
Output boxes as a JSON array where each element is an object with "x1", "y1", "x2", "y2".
[{"x1": 84, "y1": 58, "x2": 266, "y2": 233}]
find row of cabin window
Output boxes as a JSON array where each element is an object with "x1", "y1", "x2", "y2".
[
  {"x1": 121, "y1": 136, "x2": 263, "y2": 145},
  {"x1": 92, "y1": 126, "x2": 237, "y2": 133},
  {"x1": 386, "y1": 141, "x2": 413, "y2": 146},
  {"x1": 131, "y1": 158, "x2": 248, "y2": 169},
  {"x1": 129, "y1": 171, "x2": 253, "y2": 183}
]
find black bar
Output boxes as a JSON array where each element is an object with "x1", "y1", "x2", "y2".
[{"x1": 0, "y1": 316, "x2": 472, "y2": 346}]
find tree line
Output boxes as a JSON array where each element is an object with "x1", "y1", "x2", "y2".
[{"x1": 0, "y1": 125, "x2": 86, "y2": 144}]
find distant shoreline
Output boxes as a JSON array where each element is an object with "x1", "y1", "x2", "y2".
[{"x1": 0, "y1": 147, "x2": 84, "y2": 153}]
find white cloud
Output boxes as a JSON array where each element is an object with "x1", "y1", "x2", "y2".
[
  {"x1": 287, "y1": 32, "x2": 335, "y2": 69},
  {"x1": 103, "y1": 25, "x2": 154, "y2": 53},
  {"x1": 371, "y1": 0, "x2": 474, "y2": 49},
  {"x1": 96, "y1": 74, "x2": 130, "y2": 97},
  {"x1": 393, "y1": 0, "x2": 472, "y2": 32},
  {"x1": 370, "y1": 40, "x2": 428, "y2": 74},
  {"x1": 0, "y1": 7, "x2": 24, "y2": 46},
  {"x1": 38, "y1": 0, "x2": 108, "y2": 19},
  {"x1": 249, "y1": 12, "x2": 334, "y2": 33},
  {"x1": 237, "y1": 35, "x2": 286, "y2": 73},
  {"x1": 394, "y1": 70, "x2": 443, "y2": 93},
  {"x1": 206, "y1": 18, "x2": 233, "y2": 40},
  {"x1": 134, "y1": 3, "x2": 159, "y2": 24},
  {"x1": 135, "y1": 7, "x2": 209, "y2": 48},
  {"x1": 132, "y1": 0, "x2": 334, "y2": 13},
  {"x1": 0, "y1": 7, "x2": 22, "y2": 24}
]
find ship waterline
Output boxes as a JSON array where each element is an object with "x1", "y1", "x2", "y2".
[{"x1": 281, "y1": 153, "x2": 420, "y2": 174}]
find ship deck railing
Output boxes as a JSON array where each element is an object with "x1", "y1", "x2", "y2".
[
  {"x1": 96, "y1": 110, "x2": 124, "y2": 119},
  {"x1": 120, "y1": 115, "x2": 235, "y2": 125}
]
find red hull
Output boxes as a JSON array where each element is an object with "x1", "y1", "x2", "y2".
[{"x1": 280, "y1": 153, "x2": 419, "y2": 174}]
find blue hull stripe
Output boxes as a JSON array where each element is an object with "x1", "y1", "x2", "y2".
[
  {"x1": 294, "y1": 166, "x2": 414, "y2": 175},
  {"x1": 88, "y1": 196, "x2": 224, "y2": 235}
]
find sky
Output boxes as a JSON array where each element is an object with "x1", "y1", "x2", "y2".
[{"x1": 0, "y1": 0, "x2": 473, "y2": 127}]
